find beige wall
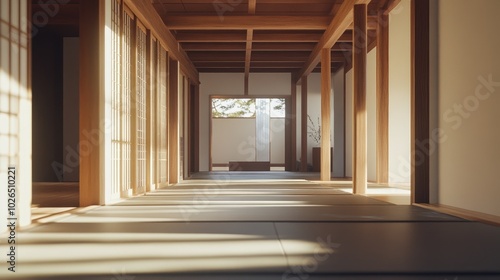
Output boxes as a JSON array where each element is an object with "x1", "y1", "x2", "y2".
[
  {"x1": 388, "y1": 0, "x2": 411, "y2": 184},
  {"x1": 434, "y1": 0, "x2": 500, "y2": 216}
]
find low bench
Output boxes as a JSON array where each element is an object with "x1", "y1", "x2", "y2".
[{"x1": 228, "y1": 161, "x2": 271, "y2": 171}]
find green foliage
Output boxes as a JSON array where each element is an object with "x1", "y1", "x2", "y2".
[{"x1": 212, "y1": 98, "x2": 256, "y2": 118}]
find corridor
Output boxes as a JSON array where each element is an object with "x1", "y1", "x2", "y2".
[{"x1": 4, "y1": 175, "x2": 500, "y2": 279}]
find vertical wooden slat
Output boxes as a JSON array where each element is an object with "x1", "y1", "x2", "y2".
[
  {"x1": 145, "y1": 30, "x2": 153, "y2": 192},
  {"x1": 168, "y1": 58, "x2": 179, "y2": 184},
  {"x1": 321, "y1": 48, "x2": 332, "y2": 181},
  {"x1": 376, "y1": 10, "x2": 389, "y2": 184},
  {"x1": 353, "y1": 3, "x2": 367, "y2": 195},
  {"x1": 411, "y1": 0, "x2": 430, "y2": 203},
  {"x1": 79, "y1": 0, "x2": 102, "y2": 206},
  {"x1": 300, "y1": 76, "x2": 308, "y2": 172}
]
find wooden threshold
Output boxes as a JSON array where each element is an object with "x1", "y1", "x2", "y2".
[{"x1": 415, "y1": 203, "x2": 500, "y2": 226}]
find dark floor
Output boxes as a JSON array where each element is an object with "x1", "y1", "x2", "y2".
[{"x1": 6, "y1": 176, "x2": 500, "y2": 279}]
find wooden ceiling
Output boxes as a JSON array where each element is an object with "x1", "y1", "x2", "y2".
[
  {"x1": 152, "y1": 0, "x2": 394, "y2": 76},
  {"x1": 31, "y1": 0, "x2": 399, "y2": 79}
]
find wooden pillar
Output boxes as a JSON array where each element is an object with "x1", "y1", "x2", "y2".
[
  {"x1": 411, "y1": 0, "x2": 430, "y2": 203},
  {"x1": 168, "y1": 58, "x2": 180, "y2": 184},
  {"x1": 289, "y1": 79, "x2": 297, "y2": 171},
  {"x1": 300, "y1": 76, "x2": 308, "y2": 172},
  {"x1": 79, "y1": 0, "x2": 102, "y2": 206},
  {"x1": 353, "y1": 3, "x2": 368, "y2": 194},
  {"x1": 321, "y1": 49, "x2": 332, "y2": 181},
  {"x1": 191, "y1": 84, "x2": 200, "y2": 173},
  {"x1": 376, "y1": 10, "x2": 389, "y2": 184}
]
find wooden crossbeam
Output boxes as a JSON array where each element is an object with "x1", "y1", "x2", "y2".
[
  {"x1": 295, "y1": 0, "x2": 357, "y2": 82},
  {"x1": 165, "y1": 15, "x2": 331, "y2": 30}
]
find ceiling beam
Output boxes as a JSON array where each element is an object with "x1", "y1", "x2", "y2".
[
  {"x1": 165, "y1": 15, "x2": 331, "y2": 30},
  {"x1": 176, "y1": 31, "x2": 247, "y2": 42},
  {"x1": 245, "y1": 29, "x2": 253, "y2": 95},
  {"x1": 176, "y1": 31, "x2": 353, "y2": 43},
  {"x1": 295, "y1": 0, "x2": 357, "y2": 81},
  {"x1": 383, "y1": 0, "x2": 402, "y2": 15},
  {"x1": 182, "y1": 42, "x2": 246, "y2": 51},
  {"x1": 245, "y1": 0, "x2": 256, "y2": 95}
]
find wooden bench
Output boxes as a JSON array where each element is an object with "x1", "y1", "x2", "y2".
[{"x1": 228, "y1": 161, "x2": 271, "y2": 171}]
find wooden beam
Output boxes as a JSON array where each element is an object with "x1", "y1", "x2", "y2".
[
  {"x1": 377, "y1": 11, "x2": 389, "y2": 184},
  {"x1": 376, "y1": 11, "x2": 389, "y2": 184},
  {"x1": 79, "y1": 0, "x2": 101, "y2": 206},
  {"x1": 182, "y1": 42, "x2": 246, "y2": 51},
  {"x1": 165, "y1": 15, "x2": 331, "y2": 30},
  {"x1": 296, "y1": 0, "x2": 356, "y2": 82},
  {"x1": 176, "y1": 30, "x2": 353, "y2": 43},
  {"x1": 300, "y1": 76, "x2": 308, "y2": 171},
  {"x1": 245, "y1": 29, "x2": 253, "y2": 95},
  {"x1": 193, "y1": 84, "x2": 200, "y2": 173},
  {"x1": 249, "y1": 0, "x2": 257, "y2": 14},
  {"x1": 384, "y1": 0, "x2": 402, "y2": 15},
  {"x1": 168, "y1": 58, "x2": 180, "y2": 184},
  {"x1": 320, "y1": 48, "x2": 332, "y2": 181},
  {"x1": 346, "y1": 16, "x2": 378, "y2": 30},
  {"x1": 123, "y1": 0, "x2": 199, "y2": 84},
  {"x1": 352, "y1": 4, "x2": 367, "y2": 195},
  {"x1": 411, "y1": 0, "x2": 430, "y2": 203}
]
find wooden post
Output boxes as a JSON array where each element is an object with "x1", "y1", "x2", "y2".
[
  {"x1": 353, "y1": 3, "x2": 367, "y2": 195},
  {"x1": 300, "y1": 76, "x2": 308, "y2": 171},
  {"x1": 376, "y1": 10, "x2": 389, "y2": 184},
  {"x1": 289, "y1": 78, "x2": 297, "y2": 171},
  {"x1": 79, "y1": 0, "x2": 102, "y2": 206},
  {"x1": 321, "y1": 48, "x2": 332, "y2": 181},
  {"x1": 411, "y1": 0, "x2": 430, "y2": 203},
  {"x1": 168, "y1": 58, "x2": 179, "y2": 184}
]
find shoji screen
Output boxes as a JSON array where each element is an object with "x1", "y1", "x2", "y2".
[
  {"x1": 0, "y1": 0, "x2": 31, "y2": 227},
  {"x1": 110, "y1": 0, "x2": 122, "y2": 200},
  {"x1": 135, "y1": 23, "x2": 147, "y2": 194},
  {"x1": 120, "y1": 7, "x2": 133, "y2": 196}
]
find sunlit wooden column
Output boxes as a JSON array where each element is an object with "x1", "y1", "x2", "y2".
[
  {"x1": 320, "y1": 49, "x2": 332, "y2": 181},
  {"x1": 168, "y1": 58, "x2": 180, "y2": 184},
  {"x1": 300, "y1": 76, "x2": 308, "y2": 172},
  {"x1": 376, "y1": 10, "x2": 389, "y2": 184},
  {"x1": 79, "y1": 0, "x2": 103, "y2": 206},
  {"x1": 353, "y1": 3, "x2": 368, "y2": 194}
]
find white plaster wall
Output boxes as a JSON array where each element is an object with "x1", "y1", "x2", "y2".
[
  {"x1": 345, "y1": 70, "x2": 353, "y2": 177},
  {"x1": 388, "y1": 0, "x2": 411, "y2": 184},
  {"x1": 436, "y1": 0, "x2": 500, "y2": 216},
  {"x1": 249, "y1": 73, "x2": 291, "y2": 96},
  {"x1": 212, "y1": 118, "x2": 256, "y2": 163},
  {"x1": 333, "y1": 68, "x2": 345, "y2": 177},
  {"x1": 270, "y1": 119, "x2": 286, "y2": 164}
]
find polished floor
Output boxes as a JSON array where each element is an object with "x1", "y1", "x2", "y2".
[{"x1": 3, "y1": 174, "x2": 500, "y2": 279}]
